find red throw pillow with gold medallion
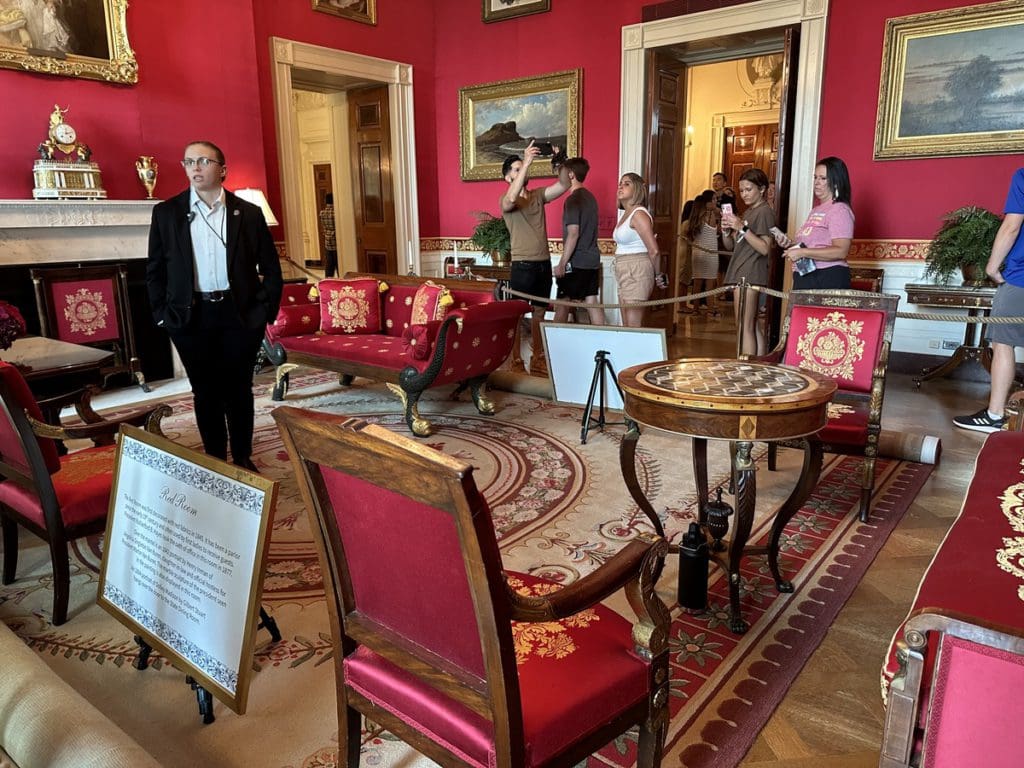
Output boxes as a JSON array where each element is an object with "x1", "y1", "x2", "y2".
[
  {"x1": 318, "y1": 278, "x2": 388, "y2": 335},
  {"x1": 410, "y1": 281, "x2": 453, "y2": 326}
]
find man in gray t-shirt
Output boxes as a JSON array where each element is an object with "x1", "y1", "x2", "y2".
[{"x1": 554, "y1": 157, "x2": 605, "y2": 325}]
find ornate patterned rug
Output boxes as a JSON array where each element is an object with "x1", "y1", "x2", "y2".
[{"x1": 0, "y1": 369, "x2": 931, "y2": 768}]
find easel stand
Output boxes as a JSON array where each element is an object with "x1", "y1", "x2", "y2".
[
  {"x1": 581, "y1": 350, "x2": 625, "y2": 444},
  {"x1": 132, "y1": 606, "x2": 282, "y2": 724}
]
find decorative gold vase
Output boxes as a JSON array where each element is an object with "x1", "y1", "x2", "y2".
[{"x1": 135, "y1": 155, "x2": 158, "y2": 199}]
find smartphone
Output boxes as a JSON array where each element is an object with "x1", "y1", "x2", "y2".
[
  {"x1": 533, "y1": 141, "x2": 554, "y2": 155},
  {"x1": 721, "y1": 203, "x2": 733, "y2": 218}
]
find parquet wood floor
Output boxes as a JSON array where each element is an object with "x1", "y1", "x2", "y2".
[{"x1": 670, "y1": 309, "x2": 988, "y2": 767}]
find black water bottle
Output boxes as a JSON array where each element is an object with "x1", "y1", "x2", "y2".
[{"x1": 678, "y1": 521, "x2": 709, "y2": 612}]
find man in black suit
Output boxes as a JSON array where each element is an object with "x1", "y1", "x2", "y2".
[{"x1": 146, "y1": 140, "x2": 282, "y2": 470}]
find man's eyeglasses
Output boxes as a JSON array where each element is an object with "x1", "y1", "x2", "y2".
[{"x1": 181, "y1": 157, "x2": 223, "y2": 169}]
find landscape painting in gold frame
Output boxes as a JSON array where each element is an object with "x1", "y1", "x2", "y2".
[
  {"x1": 482, "y1": 0, "x2": 550, "y2": 24},
  {"x1": 0, "y1": 0, "x2": 136, "y2": 84},
  {"x1": 874, "y1": 0, "x2": 1024, "y2": 160},
  {"x1": 312, "y1": 0, "x2": 376, "y2": 26},
  {"x1": 459, "y1": 68, "x2": 580, "y2": 182}
]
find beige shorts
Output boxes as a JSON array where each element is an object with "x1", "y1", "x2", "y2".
[{"x1": 614, "y1": 253, "x2": 655, "y2": 303}]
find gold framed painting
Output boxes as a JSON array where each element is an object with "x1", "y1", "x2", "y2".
[
  {"x1": 0, "y1": 0, "x2": 136, "y2": 84},
  {"x1": 874, "y1": 0, "x2": 1024, "y2": 160},
  {"x1": 312, "y1": 0, "x2": 377, "y2": 26},
  {"x1": 459, "y1": 68, "x2": 581, "y2": 181},
  {"x1": 482, "y1": 0, "x2": 551, "y2": 24}
]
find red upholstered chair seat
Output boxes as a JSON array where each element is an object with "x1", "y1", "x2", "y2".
[
  {"x1": 819, "y1": 400, "x2": 870, "y2": 447},
  {"x1": 0, "y1": 444, "x2": 116, "y2": 529},
  {"x1": 345, "y1": 572, "x2": 647, "y2": 768}
]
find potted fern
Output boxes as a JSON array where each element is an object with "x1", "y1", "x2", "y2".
[
  {"x1": 470, "y1": 212, "x2": 511, "y2": 266},
  {"x1": 924, "y1": 206, "x2": 1002, "y2": 286}
]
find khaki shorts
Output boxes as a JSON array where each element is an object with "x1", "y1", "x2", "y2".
[{"x1": 614, "y1": 253, "x2": 654, "y2": 303}]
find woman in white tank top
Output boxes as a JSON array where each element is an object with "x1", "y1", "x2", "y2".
[{"x1": 613, "y1": 173, "x2": 661, "y2": 327}]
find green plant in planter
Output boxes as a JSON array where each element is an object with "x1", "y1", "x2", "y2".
[
  {"x1": 924, "y1": 205, "x2": 1003, "y2": 285},
  {"x1": 470, "y1": 212, "x2": 511, "y2": 264}
]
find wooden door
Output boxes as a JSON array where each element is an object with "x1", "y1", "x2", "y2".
[
  {"x1": 644, "y1": 50, "x2": 685, "y2": 335},
  {"x1": 723, "y1": 123, "x2": 779, "y2": 216},
  {"x1": 348, "y1": 85, "x2": 397, "y2": 275},
  {"x1": 311, "y1": 163, "x2": 333, "y2": 268}
]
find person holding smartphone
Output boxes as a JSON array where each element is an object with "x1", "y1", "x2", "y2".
[
  {"x1": 613, "y1": 172, "x2": 663, "y2": 328},
  {"x1": 772, "y1": 156, "x2": 854, "y2": 289},
  {"x1": 721, "y1": 168, "x2": 775, "y2": 355}
]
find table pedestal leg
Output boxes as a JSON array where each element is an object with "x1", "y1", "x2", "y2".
[
  {"x1": 726, "y1": 440, "x2": 755, "y2": 634},
  {"x1": 767, "y1": 439, "x2": 823, "y2": 592},
  {"x1": 619, "y1": 419, "x2": 665, "y2": 538},
  {"x1": 693, "y1": 436, "x2": 708, "y2": 526}
]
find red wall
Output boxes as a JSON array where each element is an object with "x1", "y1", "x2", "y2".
[
  {"x1": 0, "y1": 0, "x2": 269, "y2": 201},
  {"x1": 819, "y1": 0, "x2": 1024, "y2": 239},
  {"x1": 1, "y1": 0, "x2": 1020, "y2": 247},
  {"x1": 248, "y1": 0, "x2": 440, "y2": 239},
  {"x1": 431, "y1": 0, "x2": 641, "y2": 239}
]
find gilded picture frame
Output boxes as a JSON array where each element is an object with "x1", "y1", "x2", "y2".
[
  {"x1": 874, "y1": 0, "x2": 1024, "y2": 160},
  {"x1": 459, "y1": 68, "x2": 581, "y2": 182},
  {"x1": 482, "y1": 0, "x2": 551, "y2": 24},
  {"x1": 0, "y1": 0, "x2": 137, "y2": 84},
  {"x1": 312, "y1": 0, "x2": 377, "y2": 26}
]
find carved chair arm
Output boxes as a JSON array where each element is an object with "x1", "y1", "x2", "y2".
[
  {"x1": 506, "y1": 534, "x2": 667, "y2": 623},
  {"x1": 26, "y1": 403, "x2": 170, "y2": 444}
]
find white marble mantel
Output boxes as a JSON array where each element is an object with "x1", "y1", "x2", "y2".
[{"x1": 0, "y1": 199, "x2": 158, "y2": 266}]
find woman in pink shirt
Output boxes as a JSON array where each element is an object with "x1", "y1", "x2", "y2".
[{"x1": 773, "y1": 156, "x2": 854, "y2": 290}]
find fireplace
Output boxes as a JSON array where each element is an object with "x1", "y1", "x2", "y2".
[{"x1": 0, "y1": 199, "x2": 174, "y2": 382}]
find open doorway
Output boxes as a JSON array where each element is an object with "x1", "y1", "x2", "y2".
[{"x1": 269, "y1": 38, "x2": 419, "y2": 278}]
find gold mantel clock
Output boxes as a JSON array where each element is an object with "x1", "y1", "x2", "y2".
[{"x1": 33, "y1": 106, "x2": 107, "y2": 200}]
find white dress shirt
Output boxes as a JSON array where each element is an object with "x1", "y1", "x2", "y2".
[{"x1": 189, "y1": 186, "x2": 230, "y2": 292}]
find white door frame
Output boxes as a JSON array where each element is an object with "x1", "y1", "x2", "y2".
[
  {"x1": 269, "y1": 37, "x2": 420, "y2": 273},
  {"x1": 620, "y1": 0, "x2": 830, "y2": 234}
]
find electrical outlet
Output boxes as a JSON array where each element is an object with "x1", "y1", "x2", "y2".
[
  {"x1": 942, "y1": 340, "x2": 959, "y2": 350},
  {"x1": 928, "y1": 339, "x2": 941, "y2": 349}
]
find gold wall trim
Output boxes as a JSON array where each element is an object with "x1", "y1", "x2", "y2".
[{"x1": 424, "y1": 238, "x2": 928, "y2": 261}]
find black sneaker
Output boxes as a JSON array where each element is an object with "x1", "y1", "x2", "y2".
[{"x1": 953, "y1": 408, "x2": 1006, "y2": 433}]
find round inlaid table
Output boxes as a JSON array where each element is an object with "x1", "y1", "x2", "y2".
[{"x1": 618, "y1": 358, "x2": 837, "y2": 633}]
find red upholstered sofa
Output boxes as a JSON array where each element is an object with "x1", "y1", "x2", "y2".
[
  {"x1": 880, "y1": 430, "x2": 1024, "y2": 766},
  {"x1": 263, "y1": 272, "x2": 529, "y2": 436}
]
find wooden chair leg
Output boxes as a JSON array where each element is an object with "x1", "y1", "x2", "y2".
[
  {"x1": 337, "y1": 704, "x2": 362, "y2": 768},
  {"x1": 49, "y1": 538, "x2": 71, "y2": 626},
  {"x1": 859, "y1": 456, "x2": 876, "y2": 523},
  {"x1": 1, "y1": 514, "x2": 17, "y2": 584}
]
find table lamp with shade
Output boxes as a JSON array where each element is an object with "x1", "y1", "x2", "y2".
[{"x1": 235, "y1": 188, "x2": 279, "y2": 226}]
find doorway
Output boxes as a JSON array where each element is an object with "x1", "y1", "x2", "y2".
[
  {"x1": 620, "y1": 0, "x2": 830, "y2": 236},
  {"x1": 270, "y1": 38, "x2": 419, "y2": 277}
]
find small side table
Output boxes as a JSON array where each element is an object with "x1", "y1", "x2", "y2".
[
  {"x1": 618, "y1": 358, "x2": 836, "y2": 633},
  {"x1": 904, "y1": 282, "x2": 996, "y2": 387}
]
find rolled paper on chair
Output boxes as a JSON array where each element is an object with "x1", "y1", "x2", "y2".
[{"x1": 878, "y1": 429, "x2": 941, "y2": 465}]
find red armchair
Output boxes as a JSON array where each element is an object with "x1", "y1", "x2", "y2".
[
  {"x1": 273, "y1": 406, "x2": 672, "y2": 768},
  {"x1": 880, "y1": 610, "x2": 1024, "y2": 768},
  {"x1": 0, "y1": 362, "x2": 168, "y2": 625},
  {"x1": 31, "y1": 263, "x2": 149, "y2": 392},
  {"x1": 762, "y1": 289, "x2": 899, "y2": 521}
]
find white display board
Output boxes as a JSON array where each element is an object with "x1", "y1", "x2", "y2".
[
  {"x1": 542, "y1": 323, "x2": 668, "y2": 410},
  {"x1": 98, "y1": 426, "x2": 277, "y2": 715}
]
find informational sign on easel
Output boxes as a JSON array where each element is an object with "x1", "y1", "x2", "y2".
[
  {"x1": 542, "y1": 323, "x2": 668, "y2": 410},
  {"x1": 98, "y1": 425, "x2": 277, "y2": 716}
]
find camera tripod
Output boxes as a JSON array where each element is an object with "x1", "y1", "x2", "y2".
[{"x1": 581, "y1": 350, "x2": 625, "y2": 444}]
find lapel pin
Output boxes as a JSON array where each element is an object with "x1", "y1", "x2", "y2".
[{"x1": 233, "y1": 209, "x2": 240, "y2": 216}]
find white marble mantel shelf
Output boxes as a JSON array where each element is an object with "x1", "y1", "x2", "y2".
[{"x1": 0, "y1": 199, "x2": 159, "y2": 266}]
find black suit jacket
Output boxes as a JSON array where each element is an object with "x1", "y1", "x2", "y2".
[{"x1": 146, "y1": 189, "x2": 283, "y2": 331}]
